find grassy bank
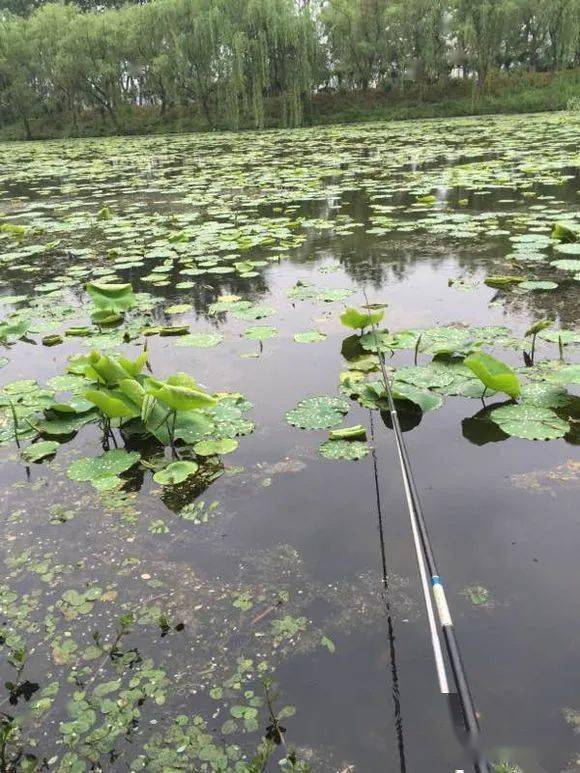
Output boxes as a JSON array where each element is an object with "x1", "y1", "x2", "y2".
[{"x1": 1, "y1": 69, "x2": 579, "y2": 142}]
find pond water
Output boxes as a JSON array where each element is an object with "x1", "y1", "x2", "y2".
[{"x1": 0, "y1": 112, "x2": 579, "y2": 773}]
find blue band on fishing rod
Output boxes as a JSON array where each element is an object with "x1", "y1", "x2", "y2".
[{"x1": 431, "y1": 575, "x2": 442, "y2": 586}]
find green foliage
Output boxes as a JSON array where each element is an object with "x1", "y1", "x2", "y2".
[
  {"x1": 463, "y1": 351, "x2": 521, "y2": 399},
  {"x1": 340, "y1": 307, "x2": 384, "y2": 331},
  {"x1": 86, "y1": 282, "x2": 136, "y2": 312},
  {"x1": 2, "y1": 0, "x2": 579, "y2": 139},
  {"x1": 286, "y1": 395, "x2": 350, "y2": 430},
  {"x1": 152, "y1": 461, "x2": 199, "y2": 485}
]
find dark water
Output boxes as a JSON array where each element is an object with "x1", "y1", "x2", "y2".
[{"x1": 0, "y1": 114, "x2": 578, "y2": 772}]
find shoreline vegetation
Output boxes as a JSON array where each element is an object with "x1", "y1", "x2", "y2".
[
  {"x1": 1, "y1": 69, "x2": 579, "y2": 141},
  {"x1": 0, "y1": 0, "x2": 579, "y2": 142}
]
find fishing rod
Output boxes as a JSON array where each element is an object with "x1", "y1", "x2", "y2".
[
  {"x1": 373, "y1": 332, "x2": 489, "y2": 773},
  {"x1": 369, "y1": 410, "x2": 407, "y2": 772}
]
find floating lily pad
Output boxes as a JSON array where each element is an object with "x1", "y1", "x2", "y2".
[
  {"x1": 490, "y1": 404, "x2": 568, "y2": 440},
  {"x1": 518, "y1": 280, "x2": 558, "y2": 291},
  {"x1": 174, "y1": 332, "x2": 223, "y2": 348},
  {"x1": 22, "y1": 440, "x2": 60, "y2": 463},
  {"x1": 392, "y1": 381, "x2": 443, "y2": 412},
  {"x1": 549, "y1": 259, "x2": 580, "y2": 271},
  {"x1": 520, "y1": 383, "x2": 569, "y2": 408},
  {"x1": 194, "y1": 438, "x2": 238, "y2": 456},
  {"x1": 286, "y1": 395, "x2": 350, "y2": 429},
  {"x1": 319, "y1": 439, "x2": 370, "y2": 460},
  {"x1": 294, "y1": 330, "x2": 327, "y2": 343},
  {"x1": 153, "y1": 460, "x2": 199, "y2": 485},
  {"x1": 243, "y1": 326, "x2": 278, "y2": 341},
  {"x1": 68, "y1": 449, "x2": 140, "y2": 486},
  {"x1": 546, "y1": 364, "x2": 580, "y2": 385}
]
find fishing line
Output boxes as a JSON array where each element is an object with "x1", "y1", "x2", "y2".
[
  {"x1": 369, "y1": 410, "x2": 407, "y2": 773},
  {"x1": 369, "y1": 322, "x2": 489, "y2": 773}
]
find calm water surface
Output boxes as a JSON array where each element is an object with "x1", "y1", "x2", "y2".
[{"x1": 0, "y1": 113, "x2": 578, "y2": 772}]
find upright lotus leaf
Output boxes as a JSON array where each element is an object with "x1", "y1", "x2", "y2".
[
  {"x1": 166, "y1": 373, "x2": 199, "y2": 390},
  {"x1": 144, "y1": 401, "x2": 213, "y2": 445},
  {"x1": 152, "y1": 460, "x2": 199, "y2": 485},
  {"x1": 86, "y1": 282, "x2": 136, "y2": 312},
  {"x1": 340, "y1": 307, "x2": 384, "y2": 331},
  {"x1": 525, "y1": 320, "x2": 552, "y2": 338},
  {"x1": 551, "y1": 222, "x2": 578, "y2": 243},
  {"x1": 86, "y1": 352, "x2": 132, "y2": 386},
  {"x1": 84, "y1": 388, "x2": 140, "y2": 419},
  {"x1": 96, "y1": 206, "x2": 113, "y2": 221},
  {"x1": 145, "y1": 376, "x2": 216, "y2": 412},
  {"x1": 463, "y1": 352, "x2": 521, "y2": 399},
  {"x1": 117, "y1": 352, "x2": 148, "y2": 378},
  {"x1": 117, "y1": 378, "x2": 146, "y2": 408}
]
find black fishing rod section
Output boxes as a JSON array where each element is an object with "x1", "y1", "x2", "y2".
[{"x1": 375, "y1": 346, "x2": 490, "y2": 773}]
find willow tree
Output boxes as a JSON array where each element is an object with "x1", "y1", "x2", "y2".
[
  {"x1": 388, "y1": 0, "x2": 449, "y2": 84},
  {"x1": 322, "y1": 0, "x2": 391, "y2": 89},
  {"x1": 454, "y1": 0, "x2": 510, "y2": 84},
  {"x1": 0, "y1": 14, "x2": 37, "y2": 137},
  {"x1": 123, "y1": 0, "x2": 179, "y2": 115},
  {"x1": 225, "y1": 0, "x2": 319, "y2": 128},
  {"x1": 168, "y1": 0, "x2": 224, "y2": 127}
]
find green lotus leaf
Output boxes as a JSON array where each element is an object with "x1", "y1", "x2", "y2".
[
  {"x1": 86, "y1": 282, "x2": 135, "y2": 311},
  {"x1": 395, "y1": 365, "x2": 455, "y2": 390},
  {"x1": 145, "y1": 379, "x2": 216, "y2": 412},
  {"x1": 520, "y1": 383, "x2": 569, "y2": 408},
  {"x1": 286, "y1": 395, "x2": 350, "y2": 429},
  {"x1": 518, "y1": 280, "x2": 558, "y2": 291},
  {"x1": 91, "y1": 309, "x2": 123, "y2": 326},
  {"x1": 84, "y1": 388, "x2": 140, "y2": 419},
  {"x1": 546, "y1": 364, "x2": 580, "y2": 385},
  {"x1": 243, "y1": 326, "x2": 278, "y2": 341},
  {"x1": 463, "y1": 351, "x2": 521, "y2": 398},
  {"x1": 525, "y1": 320, "x2": 552, "y2": 337},
  {"x1": 51, "y1": 397, "x2": 95, "y2": 414},
  {"x1": 68, "y1": 449, "x2": 140, "y2": 485},
  {"x1": 36, "y1": 412, "x2": 96, "y2": 435},
  {"x1": 391, "y1": 381, "x2": 444, "y2": 412},
  {"x1": 328, "y1": 424, "x2": 367, "y2": 441},
  {"x1": 0, "y1": 317, "x2": 29, "y2": 341},
  {"x1": 553, "y1": 242, "x2": 580, "y2": 255},
  {"x1": 86, "y1": 352, "x2": 132, "y2": 386},
  {"x1": 484, "y1": 275, "x2": 524, "y2": 288},
  {"x1": 340, "y1": 307, "x2": 384, "y2": 331},
  {"x1": 152, "y1": 460, "x2": 199, "y2": 485},
  {"x1": 294, "y1": 330, "x2": 327, "y2": 343},
  {"x1": 551, "y1": 222, "x2": 579, "y2": 243},
  {"x1": 550, "y1": 259, "x2": 580, "y2": 271},
  {"x1": 319, "y1": 440, "x2": 370, "y2": 460},
  {"x1": 117, "y1": 378, "x2": 146, "y2": 408},
  {"x1": 22, "y1": 440, "x2": 60, "y2": 463},
  {"x1": 490, "y1": 404, "x2": 569, "y2": 440},
  {"x1": 194, "y1": 438, "x2": 238, "y2": 456},
  {"x1": 174, "y1": 332, "x2": 223, "y2": 348}
]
